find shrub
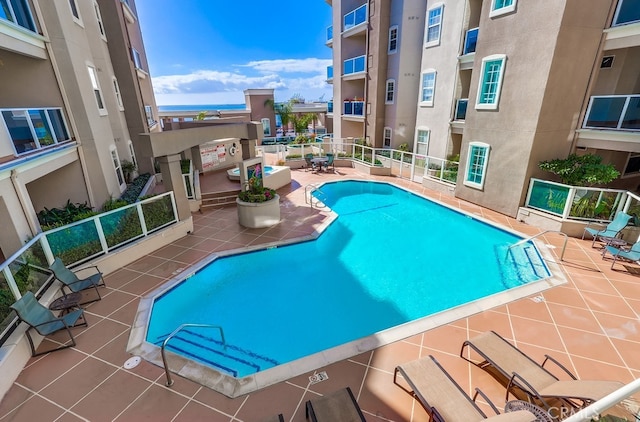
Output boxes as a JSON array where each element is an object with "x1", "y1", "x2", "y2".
[
  {"x1": 539, "y1": 154, "x2": 620, "y2": 186},
  {"x1": 38, "y1": 200, "x2": 96, "y2": 230},
  {"x1": 120, "y1": 173, "x2": 152, "y2": 204}
]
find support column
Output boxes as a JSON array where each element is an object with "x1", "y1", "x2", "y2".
[
  {"x1": 190, "y1": 146, "x2": 203, "y2": 172},
  {"x1": 240, "y1": 139, "x2": 257, "y2": 160},
  {"x1": 157, "y1": 154, "x2": 191, "y2": 221}
]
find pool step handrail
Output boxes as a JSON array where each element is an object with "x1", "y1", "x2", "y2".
[
  {"x1": 305, "y1": 183, "x2": 326, "y2": 209},
  {"x1": 161, "y1": 323, "x2": 227, "y2": 387},
  {"x1": 507, "y1": 230, "x2": 568, "y2": 262}
]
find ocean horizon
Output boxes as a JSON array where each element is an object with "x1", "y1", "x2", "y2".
[{"x1": 158, "y1": 104, "x2": 247, "y2": 112}]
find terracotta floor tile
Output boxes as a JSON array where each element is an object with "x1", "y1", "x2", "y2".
[
  {"x1": 506, "y1": 297, "x2": 554, "y2": 324},
  {"x1": 114, "y1": 384, "x2": 189, "y2": 421},
  {"x1": 84, "y1": 290, "x2": 136, "y2": 317},
  {"x1": 172, "y1": 401, "x2": 231, "y2": 422},
  {"x1": 546, "y1": 302, "x2": 602, "y2": 333},
  {"x1": 580, "y1": 290, "x2": 638, "y2": 318},
  {"x1": 592, "y1": 311, "x2": 640, "y2": 342},
  {"x1": 117, "y1": 273, "x2": 166, "y2": 295},
  {"x1": 509, "y1": 316, "x2": 565, "y2": 352},
  {"x1": 556, "y1": 326, "x2": 626, "y2": 366},
  {"x1": 150, "y1": 244, "x2": 190, "y2": 260},
  {"x1": 192, "y1": 386, "x2": 245, "y2": 416},
  {"x1": 422, "y1": 324, "x2": 470, "y2": 356},
  {"x1": 15, "y1": 349, "x2": 87, "y2": 392},
  {"x1": 123, "y1": 255, "x2": 166, "y2": 273},
  {"x1": 0, "y1": 384, "x2": 32, "y2": 418},
  {"x1": 74, "y1": 318, "x2": 129, "y2": 355},
  {"x1": 103, "y1": 268, "x2": 144, "y2": 289},
  {"x1": 360, "y1": 367, "x2": 420, "y2": 422},
  {"x1": 369, "y1": 341, "x2": 421, "y2": 373},
  {"x1": 0, "y1": 395, "x2": 65, "y2": 421},
  {"x1": 235, "y1": 382, "x2": 304, "y2": 422}
]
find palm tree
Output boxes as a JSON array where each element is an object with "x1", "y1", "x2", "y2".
[{"x1": 264, "y1": 99, "x2": 293, "y2": 137}]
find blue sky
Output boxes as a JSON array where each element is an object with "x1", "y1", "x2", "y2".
[{"x1": 135, "y1": 1, "x2": 333, "y2": 106}]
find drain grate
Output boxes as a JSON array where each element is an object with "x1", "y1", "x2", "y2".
[
  {"x1": 123, "y1": 356, "x2": 141, "y2": 369},
  {"x1": 530, "y1": 295, "x2": 545, "y2": 303},
  {"x1": 309, "y1": 371, "x2": 329, "y2": 385}
]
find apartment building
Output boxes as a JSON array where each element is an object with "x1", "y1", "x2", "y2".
[
  {"x1": 414, "y1": 0, "x2": 640, "y2": 217},
  {"x1": 0, "y1": 0, "x2": 141, "y2": 259},
  {"x1": 326, "y1": 0, "x2": 427, "y2": 149}
]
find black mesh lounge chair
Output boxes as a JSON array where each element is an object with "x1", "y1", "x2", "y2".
[
  {"x1": 10, "y1": 291, "x2": 87, "y2": 356},
  {"x1": 460, "y1": 331, "x2": 623, "y2": 411},
  {"x1": 49, "y1": 257, "x2": 105, "y2": 305},
  {"x1": 394, "y1": 355, "x2": 539, "y2": 422}
]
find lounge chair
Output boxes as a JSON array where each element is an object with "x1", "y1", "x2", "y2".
[
  {"x1": 258, "y1": 414, "x2": 284, "y2": 422},
  {"x1": 582, "y1": 212, "x2": 632, "y2": 247},
  {"x1": 605, "y1": 241, "x2": 640, "y2": 270},
  {"x1": 460, "y1": 331, "x2": 623, "y2": 411},
  {"x1": 49, "y1": 257, "x2": 105, "y2": 304},
  {"x1": 10, "y1": 291, "x2": 87, "y2": 356},
  {"x1": 322, "y1": 153, "x2": 335, "y2": 172},
  {"x1": 394, "y1": 355, "x2": 539, "y2": 421},
  {"x1": 304, "y1": 153, "x2": 316, "y2": 172}
]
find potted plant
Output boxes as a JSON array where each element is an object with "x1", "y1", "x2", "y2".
[{"x1": 236, "y1": 164, "x2": 280, "y2": 228}]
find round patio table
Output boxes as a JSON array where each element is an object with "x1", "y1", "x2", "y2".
[
  {"x1": 504, "y1": 400, "x2": 553, "y2": 422},
  {"x1": 49, "y1": 292, "x2": 82, "y2": 314}
]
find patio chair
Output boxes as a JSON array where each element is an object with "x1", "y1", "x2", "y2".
[
  {"x1": 394, "y1": 355, "x2": 539, "y2": 422},
  {"x1": 304, "y1": 153, "x2": 316, "y2": 172},
  {"x1": 322, "y1": 153, "x2": 335, "y2": 172},
  {"x1": 582, "y1": 212, "x2": 632, "y2": 247},
  {"x1": 49, "y1": 257, "x2": 105, "y2": 305},
  {"x1": 604, "y1": 240, "x2": 640, "y2": 270},
  {"x1": 10, "y1": 291, "x2": 87, "y2": 356},
  {"x1": 258, "y1": 414, "x2": 284, "y2": 422},
  {"x1": 460, "y1": 331, "x2": 623, "y2": 411}
]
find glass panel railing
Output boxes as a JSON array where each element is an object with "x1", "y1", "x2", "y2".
[
  {"x1": 45, "y1": 219, "x2": 103, "y2": 266},
  {"x1": 99, "y1": 206, "x2": 144, "y2": 250},
  {"x1": 454, "y1": 99, "x2": 468, "y2": 120},
  {"x1": 613, "y1": 0, "x2": 640, "y2": 26},
  {"x1": 343, "y1": 101, "x2": 364, "y2": 116},
  {"x1": 343, "y1": 3, "x2": 367, "y2": 31},
  {"x1": 526, "y1": 179, "x2": 571, "y2": 217},
  {"x1": 344, "y1": 55, "x2": 365, "y2": 75},
  {"x1": 327, "y1": 65, "x2": 333, "y2": 80},
  {"x1": 463, "y1": 27, "x2": 478, "y2": 55},
  {"x1": 328, "y1": 101, "x2": 333, "y2": 113},
  {"x1": 584, "y1": 95, "x2": 640, "y2": 130},
  {"x1": 141, "y1": 194, "x2": 176, "y2": 232},
  {"x1": 326, "y1": 25, "x2": 333, "y2": 42},
  {"x1": 569, "y1": 189, "x2": 621, "y2": 220}
]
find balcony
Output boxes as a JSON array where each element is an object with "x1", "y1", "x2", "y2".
[
  {"x1": 462, "y1": 28, "x2": 478, "y2": 55},
  {"x1": 583, "y1": 95, "x2": 640, "y2": 131},
  {"x1": 454, "y1": 99, "x2": 468, "y2": 121},
  {"x1": 326, "y1": 26, "x2": 333, "y2": 45},
  {"x1": 327, "y1": 65, "x2": 333, "y2": 82},
  {"x1": 327, "y1": 101, "x2": 333, "y2": 114},
  {"x1": 0, "y1": 1, "x2": 46, "y2": 59},
  {"x1": 343, "y1": 4, "x2": 367, "y2": 35},
  {"x1": 343, "y1": 101, "x2": 365, "y2": 118},
  {"x1": 343, "y1": 55, "x2": 366, "y2": 79}
]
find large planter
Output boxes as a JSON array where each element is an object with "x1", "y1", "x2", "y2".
[{"x1": 236, "y1": 194, "x2": 280, "y2": 228}]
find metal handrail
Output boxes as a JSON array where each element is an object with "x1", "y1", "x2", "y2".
[
  {"x1": 161, "y1": 323, "x2": 226, "y2": 387},
  {"x1": 507, "y1": 230, "x2": 568, "y2": 262},
  {"x1": 305, "y1": 184, "x2": 326, "y2": 209}
]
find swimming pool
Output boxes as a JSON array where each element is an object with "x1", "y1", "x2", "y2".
[{"x1": 129, "y1": 180, "x2": 564, "y2": 397}]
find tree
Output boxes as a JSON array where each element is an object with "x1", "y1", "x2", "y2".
[
  {"x1": 194, "y1": 111, "x2": 207, "y2": 121},
  {"x1": 538, "y1": 153, "x2": 620, "y2": 186},
  {"x1": 264, "y1": 99, "x2": 293, "y2": 136},
  {"x1": 291, "y1": 113, "x2": 316, "y2": 135}
]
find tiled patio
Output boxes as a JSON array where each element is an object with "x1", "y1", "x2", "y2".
[{"x1": 1, "y1": 166, "x2": 639, "y2": 421}]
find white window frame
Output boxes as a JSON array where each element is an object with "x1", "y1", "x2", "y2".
[
  {"x1": 475, "y1": 54, "x2": 506, "y2": 110},
  {"x1": 388, "y1": 25, "x2": 398, "y2": 54},
  {"x1": 490, "y1": 0, "x2": 517, "y2": 18},
  {"x1": 112, "y1": 77, "x2": 124, "y2": 110},
  {"x1": 87, "y1": 65, "x2": 107, "y2": 115},
  {"x1": 68, "y1": 0, "x2": 83, "y2": 25},
  {"x1": 464, "y1": 142, "x2": 490, "y2": 190},
  {"x1": 1, "y1": 0, "x2": 37, "y2": 32},
  {"x1": 385, "y1": 79, "x2": 395, "y2": 104},
  {"x1": 415, "y1": 128, "x2": 430, "y2": 156},
  {"x1": 261, "y1": 118, "x2": 271, "y2": 136},
  {"x1": 425, "y1": 3, "x2": 444, "y2": 48},
  {"x1": 128, "y1": 140, "x2": 137, "y2": 168},
  {"x1": 144, "y1": 105, "x2": 156, "y2": 128},
  {"x1": 1, "y1": 107, "x2": 71, "y2": 156},
  {"x1": 110, "y1": 146, "x2": 126, "y2": 191},
  {"x1": 420, "y1": 70, "x2": 436, "y2": 106},
  {"x1": 383, "y1": 127, "x2": 392, "y2": 148},
  {"x1": 131, "y1": 47, "x2": 144, "y2": 70},
  {"x1": 622, "y1": 153, "x2": 640, "y2": 178},
  {"x1": 93, "y1": 1, "x2": 107, "y2": 40}
]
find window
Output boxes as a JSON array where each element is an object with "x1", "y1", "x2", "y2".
[
  {"x1": 87, "y1": 65, "x2": 106, "y2": 114},
  {"x1": 490, "y1": 0, "x2": 516, "y2": 17},
  {"x1": 110, "y1": 147, "x2": 125, "y2": 188},
  {"x1": 420, "y1": 70, "x2": 436, "y2": 106},
  {"x1": 385, "y1": 79, "x2": 395, "y2": 104},
  {"x1": 131, "y1": 48, "x2": 144, "y2": 70},
  {"x1": 425, "y1": 4, "x2": 443, "y2": 47},
  {"x1": 112, "y1": 77, "x2": 124, "y2": 110},
  {"x1": 464, "y1": 142, "x2": 490, "y2": 189},
  {"x1": 1, "y1": 108, "x2": 70, "y2": 155},
  {"x1": 383, "y1": 127, "x2": 392, "y2": 148},
  {"x1": 475, "y1": 55, "x2": 506, "y2": 110},
  {"x1": 128, "y1": 140, "x2": 137, "y2": 168},
  {"x1": 613, "y1": 0, "x2": 640, "y2": 26},
  {"x1": 388, "y1": 25, "x2": 398, "y2": 54},
  {"x1": 261, "y1": 118, "x2": 271, "y2": 136},
  {"x1": 0, "y1": 0, "x2": 36, "y2": 32},
  {"x1": 93, "y1": 1, "x2": 106, "y2": 39},
  {"x1": 144, "y1": 105, "x2": 156, "y2": 128},
  {"x1": 415, "y1": 129, "x2": 429, "y2": 156},
  {"x1": 68, "y1": 0, "x2": 81, "y2": 21}
]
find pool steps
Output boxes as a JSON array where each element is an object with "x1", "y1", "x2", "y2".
[{"x1": 154, "y1": 329, "x2": 278, "y2": 377}]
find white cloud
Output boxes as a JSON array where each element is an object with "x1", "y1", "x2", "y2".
[{"x1": 243, "y1": 58, "x2": 332, "y2": 73}]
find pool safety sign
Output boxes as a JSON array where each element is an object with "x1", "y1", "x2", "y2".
[
  {"x1": 201, "y1": 144, "x2": 227, "y2": 171},
  {"x1": 309, "y1": 371, "x2": 329, "y2": 384}
]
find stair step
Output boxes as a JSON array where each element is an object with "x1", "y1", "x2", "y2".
[{"x1": 202, "y1": 190, "x2": 240, "y2": 200}]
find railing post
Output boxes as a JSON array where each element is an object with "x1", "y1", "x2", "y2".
[
  {"x1": 94, "y1": 216, "x2": 109, "y2": 253},
  {"x1": 137, "y1": 203, "x2": 148, "y2": 236},
  {"x1": 168, "y1": 192, "x2": 179, "y2": 222},
  {"x1": 3, "y1": 267, "x2": 21, "y2": 299},
  {"x1": 562, "y1": 187, "x2": 576, "y2": 220},
  {"x1": 39, "y1": 235, "x2": 55, "y2": 265}
]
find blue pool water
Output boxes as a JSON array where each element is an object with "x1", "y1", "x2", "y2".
[
  {"x1": 147, "y1": 181, "x2": 549, "y2": 377},
  {"x1": 230, "y1": 166, "x2": 274, "y2": 175}
]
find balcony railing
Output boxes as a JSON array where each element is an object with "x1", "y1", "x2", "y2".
[
  {"x1": 326, "y1": 25, "x2": 333, "y2": 43},
  {"x1": 583, "y1": 95, "x2": 640, "y2": 131},
  {"x1": 344, "y1": 55, "x2": 366, "y2": 75},
  {"x1": 327, "y1": 101, "x2": 333, "y2": 113},
  {"x1": 462, "y1": 27, "x2": 478, "y2": 55},
  {"x1": 327, "y1": 65, "x2": 333, "y2": 80},
  {"x1": 454, "y1": 99, "x2": 468, "y2": 120},
  {"x1": 612, "y1": 0, "x2": 640, "y2": 26},
  {"x1": 343, "y1": 4, "x2": 367, "y2": 31},
  {"x1": 343, "y1": 101, "x2": 364, "y2": 116}
]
